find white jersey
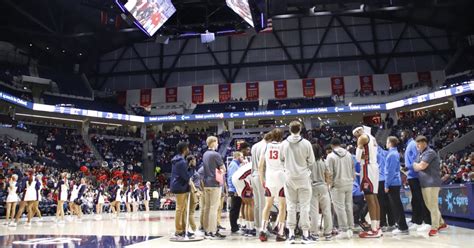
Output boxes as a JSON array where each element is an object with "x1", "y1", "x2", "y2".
[
  {"x1": 251, "y1": 140, "x2": 267, "y2": 175},
  {"x1": 231, "y1": 163, "x2": 253, "y2": 198},
  {"x1": 364, "y1": 134, "x2": 378, "y2": 166},
  {"x1": 70, "y1": 185, "x2": 78, "y2": 202},
  {"x1": 264, "y1": 141, "x2": 284, "y2": 172}
]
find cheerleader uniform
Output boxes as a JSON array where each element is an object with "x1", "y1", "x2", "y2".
[
  {"x1": 133, "y1": 187, "x2": 140, "y2": 202},
  {"x1": 143, "y1": 186, "x2": 150, "y2": 201},
  {"x1": 6, "y1": 181, "x2": 19, "y2": 203},
  {"x1": 115, "y1": 186, "x2": 123, "y2": 202},
  {"x1": 57, "y1": 180, "x2": 69, "y2": 202},
  {"x1": 125, "y1": 188, "x2": 133, "y2": 204},
  {"x1": 76, "y1": 184, "x2": 86, "y2": 202},
  {"x1": 96, "y1": 187, "x2": 105, "y2": 204},
  {"x1": 24, "y1": 179, "x2": 40, "y2": 202},
  {"x1": 70, "y1": 185, "x2": 79, "y2": 203}
]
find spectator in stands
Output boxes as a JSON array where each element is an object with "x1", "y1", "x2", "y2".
[
  {"x1": 170, "y1": 142, "x2": 195, "y2": 238},
  {"x1": 202, "y1": 136, "x2": 226, "y2": 239},
  {"x1": 413, "y1": 136, "x2": 447, "y2": 237}
]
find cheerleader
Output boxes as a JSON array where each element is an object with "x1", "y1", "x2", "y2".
[
  {"x1": 74, "y1": 178, "x2": 88, "y2": 220},
  {"x1": 111, "y1": 180, "x2": 123, "y2": 218},
  {"x1": 55, "y1": 173, "x2": 68, "y2": 223},
  {"x1": 125, "y1": 184, "x2": 133, "y2": 213},
  {"x1": 132, "y1": 183, "x2": 140, "y2": 213},
  {"x1": 4, "y1": 174, "x2": 19, "y2": 226},
  {"x1": 13, "y1": 175, "x2": 28, "y2": 226},
  {"x1": 31, "y1": 175, "x2": 43, "y2": 221},
  {"x1": 95, "y1": 184, "x2": 105, "y2": 220},
  {"x1": 143, "y1": 182, "x2": 151, "y2": 212},
  {"x1": 23, "y1": 173, "x2": 40, "y2": 226},
  {"x1": 69, "y1": 181, "x2": 79, "y2": 218}
]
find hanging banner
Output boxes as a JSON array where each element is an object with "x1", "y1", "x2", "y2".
[
  {"x1": 191, "y1": 86, "x2": 204, "y2": 104},
  {"x1": 274, "y1": 80, "x2": 287, "y2": 99},
  {"x1": 331, "y1": 77, "x2": 345, "y2": 96},
  {"x1": 246, "y1": 82, "x2": 259, "y2": 100},
  {"x1": 140, "y1": 89, "x2": 152, "y2": 107},
  {"x1": 418, "y1": 71, "x2": 432, "y2": 85},
  {"x1": 117, "y1": 91, "x2": 127, "y2": 106},
  {"x1": 302, "y1": 79, "x2": 316, "y2": 98},
  {"x1": 388, "y1": 74, "x2": 403, "y2": 91},
  {"x1": 219, "y1": 84, "x2": 232, "y2": 102},
  {"x1": 166, "y1": 87, "x2": 177, "y2": 103},
  {"x1": 359, "y1": 75, "x2": 374, "y2": 94}
]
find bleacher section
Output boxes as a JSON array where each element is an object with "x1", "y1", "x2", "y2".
[
  {"x1": 193, "y1": 100, "x2": 259, "y2": 114},
  {"x1": 267, "y1": 97, "x2": 334, "y2": 110}
]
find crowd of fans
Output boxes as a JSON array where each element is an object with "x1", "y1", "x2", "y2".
[
  {"x1": 434, "y1": 115, "x2": 473, "y2": 150},
  {"x1": 391, "y1": 110, "x2": 454, "y2": 141}
]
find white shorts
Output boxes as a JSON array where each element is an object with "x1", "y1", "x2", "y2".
[
  {"x1": 360, "y1": 163, "x2": 379, "y2": 194},
  {"x1": 265, "y1": 170, "x2": 285, "y2": 197},
  {"x1": 234, "y1": 179, "x2": 253, "y2": 198},
  {"x1": 98, "y1": 196, "x2": 105, "y2": 204}
]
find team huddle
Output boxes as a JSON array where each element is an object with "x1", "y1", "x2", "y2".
[{"x1": 171, "y1": 120, "x2": 447, "y2": 243}]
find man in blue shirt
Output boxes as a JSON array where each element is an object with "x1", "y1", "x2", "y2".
[
  {"x1": 384, "y1": 136, "x2": 409, "y2": 235},
  {"x1": 401, "y1": 130, "x2": 431, "y2": 230},
  {"x1": 377, "y1": 146, "x2": 394, "y2": 231},
  {"x1": 227, "y1": 151, "x2": 244, "y2": 233}
]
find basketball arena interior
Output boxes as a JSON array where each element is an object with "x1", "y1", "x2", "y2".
[{"x1": 1, "y1": 0, "x2": 474, "y2": 247}]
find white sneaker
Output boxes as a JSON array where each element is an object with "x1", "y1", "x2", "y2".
[
  {"x1": 9, "y1": 222, "x2": 17, "y2": 227},
  {"x1": 392, "y1": 229, "x2": 409, "y2": 235},
  {"x1": 346, "y1": 230, "x2": 353, "y2": 239},
  {"x1": 25, "y1": 222, "x2": 32, "y2": 226},
  {"x1": 417, "y1": 224, "x2": 431, "y2": 232},
  {"x1": 409, "y1": 224, "x2": 421, "y2": 231}
]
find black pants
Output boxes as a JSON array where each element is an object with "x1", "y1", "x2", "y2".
[
  {"x1": 378, "y1": 181, "x2": 395, "y2": 227},
  {"x1": 408, "y1": 178, "x2": 431, "y2": 225},
  {"x1": 387, "y1": 186, "x2": 408, "y2": 230},
  {"x1": 229, "y1": 193, "x2": 242, "y2": 232},
  {"x1": 353, "y1": 195, "x2": 367, "y2": 224}
]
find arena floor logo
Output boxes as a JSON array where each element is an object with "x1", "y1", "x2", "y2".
[{"x1": 12, "y1": 237, "x2": 82, "y2": 245}]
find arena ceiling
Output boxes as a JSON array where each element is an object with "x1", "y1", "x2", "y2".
[{"x1": 0, "y1": 0, "x2": 473, "y2": 65}]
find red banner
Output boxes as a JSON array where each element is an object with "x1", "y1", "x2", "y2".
[
  {"x1": 331, "y1": 77, "x2": 345, "y2": 96},
  {"x1": 140, "y1": 89, "x2": 152, "y2": 107},
  {"x1": 359, "y1": 75, "x2": 374, "y2": 94},
  {"x1": 418, "y1": 71, "x2": 432, "y2": 84},
  {"x1": 219, "y1": 84, "x2": 232, "y2": 102},
  {"x1": 166, "y1": 87, "x2": 177, "y2": 103},
  {"x1": 191, "y1": 86, "x2": 204, "y2": 104},
  {"x1": 388, "y1": 74, "x2": 403, "y2": 91},
  {"x1": 302, "y1": 79, "x2": 315, "y2": 98},
  {"x1": 274, "y1": 80, "x2": 287, "y2": 99},
  {"x1": 246, "y1": 82, "x2": 259, "y2": 100},
  {"x1": 117, "y1": 91, "x2": 126, "y2": 106}
]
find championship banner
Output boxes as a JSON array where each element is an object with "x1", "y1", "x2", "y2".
[
  {"x1": 274, "y1": 80, "x2": 287, "y2": 99},
  {"x1": 219, "y1": 84, "x2": 232, "y2": 102},
  {"x1": 117, "y1": 91, "x2": 126, "y2": 106},
  {"x1": 331, "y1": 77, "x2": 345, "y2": 96},
  {"x1": 388, "y1": 74, "x2": 403, "y2": 91},
  {"x1": 302, "y1": 79, "x2": 315, "y2": 98},
  {"x1": 140, "y1": 89, "x2": 152, "y2": 107},
  {"x1": 246, "y1": 82, "x2": 259, "y2": 100},
  {"x1": 418, "y1": 71, "x2": 432, "y2": 84},
  {"x1": 165, "y1": 87, "x2": 177, "y2": 103},
  {"x1": 359, "y1": 75, "x2": 374, "y2": 94},
  {"x1": 191, "y1": 86, "x2": 204, "y2": 104}
]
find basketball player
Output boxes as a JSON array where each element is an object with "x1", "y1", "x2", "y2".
[
  {"x1": 281, "y1": 121, "x2": 316, "y2": 244},
  {"x1": 56, "y1": 173, "x2": 68, "y2": 223},
  {"x1": 258, "y1": 128, "x2": 287, "y2": 242},
  {"x1": 5, "y1": 174, "x2": 19, "y2": 226},
  {"x1": 251, "y1": 132, "x2": 273, "y2": 232},
  {"x1": 231, "y1": 152, "x2": 256, "y2": 237},
  {"x1": 352, "y1": 126, "x2": 382, "y2": 238}
]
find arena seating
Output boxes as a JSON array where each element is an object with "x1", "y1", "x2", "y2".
[
  {"x1": 391, "y1": 110, "x2": 455, "y2": 141},
  {"x1": 91, "y1": 135, "x2": 143, "y2": 170},
  {"x1": 434, "y1": 115, "x2": 473, "y2": 150},
  {"x1": 192, "y1": 100, "x2": 259, "y2": 114}
]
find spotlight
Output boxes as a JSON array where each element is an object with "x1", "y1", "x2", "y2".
[
  {"x1": 29, "y1": 43, "x2": 33, "y2": 47},
  {"x1": 46, "y1": 47, "x2": 50, "y2": 50}
]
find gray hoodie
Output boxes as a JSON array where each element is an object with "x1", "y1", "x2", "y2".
[
  {"x1": 310, "y1": 159, "x2": 330, "y2": 186},
  {"x1": 281, "y1": 134, "x2": 315, "y2": 180},
  {"x1": 326, "y1": 147, "x2": 354, "y2": 188}
]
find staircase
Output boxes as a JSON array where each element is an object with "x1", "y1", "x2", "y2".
[
  {"x1": 82, "y1": 130, "x2": 104, "y2": 161},
  {"x1": 439, "y1": 129, "x2": 474, "y2": 158},
  {"x1": 431, "y1": 117, "x2": 457, "y2": 146}
]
